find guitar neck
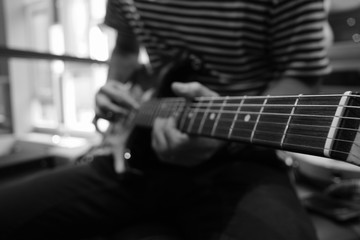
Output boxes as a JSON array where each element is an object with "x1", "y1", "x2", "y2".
[{"x1": 134, "y1": 92, "x2": 360, "y2": 166}]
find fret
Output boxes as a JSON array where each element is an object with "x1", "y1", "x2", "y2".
[
  {"x1": 164, "y1": 101, "x2": 173, "y2": 118},
  {"x1": 250, "y1": 96, "x2": 296, "y2": 147},
  {"x1": 325, "y1": 91, "x2": 351, "y2": 157},
  {"x1": 149, "y1": 101, "x2": 157, "y2": 124},
  {"x1": 178, "y1": 102, "x2": 192, "y2": 132},
  {"x1": 282, "y1": 95, "x2": 342, "y2": 156},
  {"x1": 150, "y1": 100, "x2": 160, "y2": 124},
  {"x1": 250, "y1": 97, "x2": 268, "y2": 143},
  {"x1": 156, "y1": 100, "x2": 165, "y2": 118},
  {"x1": 211, "y1": 96, "x2": 228, "y2": 136},
  {"x1": 173, "y1": 99, "x2": 186, "y2": 120},
  {"x1": 136, "y1": 98, "x2": 186, "y2": 128},
  {"x1": 283, "y1": 135, "x2": 331, "y2": 156},
  {"x1": 281, "y1": 94, "x2": 301, "y2": 148},
  {"x1": 200, "y1": 98, "x2": 226, "y2": 136},
  {"x1": 186, "y1": 100, "x2": 201, "y2": 133},
  {"x1": 184, "y1": 98, "x2": 211, "y2": 134},
  {"x1": 332, "y1": 93, "x2": 360, "y2": 161},
  {"x1": 135, "y1": 101, "x2": 153, "y2": 127},
  {"x1": 197, "y1": 98, "x2": 213, "y2": 134},
  {"x1": 227, "y1": 97, "x2": 264, "y2": 142},
  {"x1": 211, "y1": 97, "x2": 237, "y2": 139},
  {"x1": 228, "y1": 96, "x2": 246, "y2": 139}
]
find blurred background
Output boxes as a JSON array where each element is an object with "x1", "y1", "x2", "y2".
[
  {"x1": 0, "y1": 0, "x2": 360, "y2": 239},
  {"x1": 0, "y1": 0, "x2": 114, "y2": 178}
]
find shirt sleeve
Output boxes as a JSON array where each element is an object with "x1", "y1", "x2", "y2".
[{"x1": 269, "y1": 0, "x2": 331, "y2": 80}]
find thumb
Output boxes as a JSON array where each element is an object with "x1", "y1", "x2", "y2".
[{"x1": 171, "y1": 82, "x2": 218, "y2": 99}]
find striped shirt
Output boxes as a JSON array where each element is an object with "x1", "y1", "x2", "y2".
[{"x1": 105, "y1": 0, "x2": 330, "y2": 96}]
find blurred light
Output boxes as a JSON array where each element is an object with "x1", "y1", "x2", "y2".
[
  {"x1": 71, "y1": 0, "x2": 89, "y2": 57},
  {"x1": 52, "y1": 60, "x2": 65, "y2": 75},
  {"x1": 89, "y1": 25, "x2": 109, "y2": 61},
  {"x1": 96, "y1": 118, "x2": 110, "y2": 133},
  {"x1": 49, "y1": 24, "x2": 65, "y2": 74},
  {"x1": 52, "y1": 135, "x2": 61, "y2": 144},
  {"x1": 352, "y1": 33, "x2": 360, "y2": 43},
  {"x1": 138, "y1": 46, "x2": 150, "y2": 65},
  {"x1": 90, "y1": 0, "x2": 106, "y2": 20},
  {"x1": 284, "y1": 156, "x2": 293, "y2": 167},
  {"x1": 124, "y1": 151, "x2": 131, "y2": 160},
  {"x1": 49, "y1": 24, "x2": 65, "y2": 55},
  {"x1": 51, "y1": 135, "x2": 87, "y2": 148},
  {"x1": 347, "y1": 17, "x2": 356, "y2": 27}
]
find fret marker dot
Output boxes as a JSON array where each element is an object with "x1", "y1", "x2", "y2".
[
  {"x1": 209, "y1": 113, "x2": 216, "y2": 120},
  {"x1": 188, "y1": 112, "x2": 193, "y2": 118},
  {"x1": 124, "y1": 151, "x2": 131, "y2": 160},
  {"x1": 244, "y1": 114, "x2": 251, "y2": 122}
]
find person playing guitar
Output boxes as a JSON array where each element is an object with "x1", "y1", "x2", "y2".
[{"x1": 0, "y1": 1, "x2": 334, "y2": 239}]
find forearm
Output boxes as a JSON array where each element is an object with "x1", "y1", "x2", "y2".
[
  {"x1": 107, "y1": 49, "x2": 139, "y2": 83},
  {"x1": 107, "y1": 32, "x2": 140, "y2": 83}
]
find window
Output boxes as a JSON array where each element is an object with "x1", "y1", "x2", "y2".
[
  {"x1": 3, "y1": 0, "x2": 115, "y2": 142},
  {"x1": 0, "y1": 1, "x2": 11, "y2": 134}
]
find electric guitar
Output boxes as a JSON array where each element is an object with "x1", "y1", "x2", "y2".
[
  {"x1": 98, "y1": 52, "x2": 360, "y2": 170},
  {"x1": 124, "y1": 91, "x2": 360, "y2": 168}
]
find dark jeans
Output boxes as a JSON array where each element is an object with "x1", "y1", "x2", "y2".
[{"x1": 0, "y1": 148, "x2": 318, "y2": 240}]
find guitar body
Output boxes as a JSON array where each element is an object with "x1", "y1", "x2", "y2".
[{"x1": 124, "y1": 51, "x2": 202, "y2": 170}]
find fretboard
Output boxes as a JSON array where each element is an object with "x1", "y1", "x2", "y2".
[{"x1": 134, "y1": 92, "x2": 360, "y2": 166}]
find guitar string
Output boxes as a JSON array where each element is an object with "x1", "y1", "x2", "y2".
[
  {"x1": 167, "y1": 98, "x2": 360, "y2": 110},
  {"x1": 201, "y1": 121, "x2": 358, "y2": 146},
  {"x1": 136, "y1": 94, "x2": 360, "y2": 161},
  {"x1": 143, "y1": 94, "x2": 360, "y2": 107},
  {"x1": 178, "y1": 108, "x2": 349, "y2": 120},
  {"x1": 140, "y1": 102, "x2": 360, "y2": 130},
  {"x1": 153, "y1": 105, "x2": 360, "y2": 149},
  {"x1": 140, "y1": 99, "x2": 360, "y2": 124},
  {"x1": 138, "y1": 103, "x2": 360, "y2": 149},
  {"x1": 137, "y1": 111, "x2": 360, "y2": 162},
  {"x1": 193, "y1": 93, "x2": 360, "y2": 100},
  {"x1": 144, "y1": 91, "x2": 359, "y2": 100},
  {"x1": 141, "y1": 97, "x2": 354, "y2": 109},
  {"x1": 149, "y1": 111, "x2": 360, "y2": 151},
  {"x1": 143, "y1": 94, "x2": 360, "y2": 109},
  {"x1": 138, "y1": 105, "x2": 357, "y2": 134},
  {"x1": 136, "y1": 100, "x2": 360, "y2": 160},
  {"x1": 138, "y1": 98, "x2": 360, "y2": 137},
  {"x1": 210, "y1": 134, "x2": 360, "y2": 162},
  {"x1": 186, "y1": 103, "x2": 359, "y2": 110},
  {"x1": 137, "y1": 108, "x2": 360, "y2": 161}
]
